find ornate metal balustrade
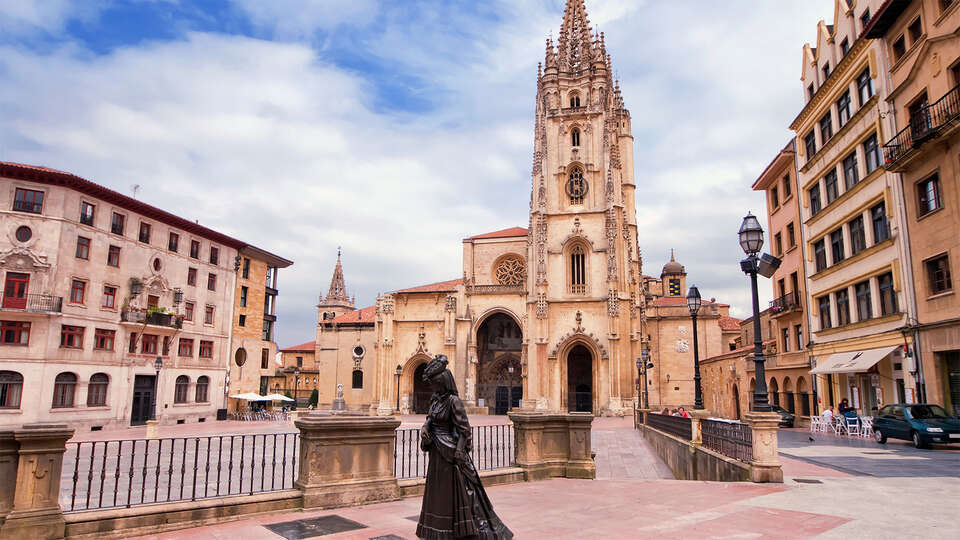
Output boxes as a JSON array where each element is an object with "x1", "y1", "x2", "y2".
[
  {"x1": 394, "y1": 424, "x2": 514, "y2": 480},
  {"x1": 883, "y1": 84, "x2": 960, "y2": 168},
  {"x1": 701, "y1": 419, "x2": 753, "y2": 463},
  {"x1": 770, "y1": 291, "x2": 800, "y2": 315},
  {"x1": 645, "y1": 413, "x2": 692, "y2": 441},
  {"x1": 61, "y1": 433, "x2": 299, "y2": 512},
  {"x1": 0, "y1": 293, "x2": 62, "y2": 313}
]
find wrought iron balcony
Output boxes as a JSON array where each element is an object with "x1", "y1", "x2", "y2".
[
  {"x1": 121, "y1": 309, "x2": 182, "y2": 329},
  {"x1": 770, "y1": 291, "x2": 802, "y2": 316},
  {"x1": 883, "y1": 85, "x2": 960, "y2": 170},
  {"x1": 0, "y1": 293, "x2": 62, "y2": 313}
]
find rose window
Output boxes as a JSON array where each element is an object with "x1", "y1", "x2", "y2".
[{"x1": 496, "y1": 257, "x2": 526, "y2": 286}]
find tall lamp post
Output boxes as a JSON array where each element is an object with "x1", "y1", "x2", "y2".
[
  {"x1": 687, "y1": 285, "x2": 703, "y2": 410},
  {"x1": 738, "y1": 212, "x2": 781, "y2": 412},
  {"x1": 153, "y1": 355, "x2": 163, "y2": 421},
  {"x1": 395, "y1": 364, "x2": 402, "y2": 412},
  {"x1": 637, "y1": 347, "x2": 653, "y2": 410},
  {"x1": 507, "y1": 364, "x2": 515, "y2": 412},
  {"x1": 292, "y1": 367, "x2": 300, "y2": 411}
]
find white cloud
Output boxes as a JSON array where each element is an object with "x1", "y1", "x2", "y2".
[
  {"x1": 0, "y1": 0, "x2": 839, "y2": 343},
  {"x1": 0, "y1": 0, "x2": 107, "y2": 37}
]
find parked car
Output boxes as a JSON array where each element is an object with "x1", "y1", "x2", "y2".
[
  {"x1": 769, "y1": 405, "x2": 795, "y2": 428},
  {"x1": 873, "y1": 404, "x2": 960, "y2": 449}
]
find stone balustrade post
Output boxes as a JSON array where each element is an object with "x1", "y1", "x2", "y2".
[
  {"x1": 744, "y1": 412, "x2": 783, "y2": 483},
  {"x1": 294, "y1": 413, "x2": 401, "y2": 510},
  {"x1": 0, "y1": 424, "x2": 74, "y2": 540},
  {"x1": 690, "y1": 410, "x2": 711, "y2": 445},
  {"x1": 0, "y1": 431, "x2": 17, "y2": 527},
  {"x1": 508, "y1": 412, "x2": 595, "y2": 481}
]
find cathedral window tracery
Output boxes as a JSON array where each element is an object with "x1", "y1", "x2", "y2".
[
  {"x1": 569, "y1": 93, "x2": 581, "y2": 108},
  {"x1": 570, "y1": 244, "x2": 587, "y2": 295},
  {"x1": 495, "y1": 256, "x2": 526, "y2": 286},
  {"x1": 566, "y1": 165, "x2": 587, "y2": 205}
]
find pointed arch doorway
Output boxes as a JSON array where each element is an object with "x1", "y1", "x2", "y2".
[
  {"x1": 567, "y1": 344, "x2": 593, "y2": 413},
  {"x1": 413, "y1": 363, "x2": 431, "y2": 414},
  {"x1": 476, "y1": 312, "x2": 523, "y2": 415}
]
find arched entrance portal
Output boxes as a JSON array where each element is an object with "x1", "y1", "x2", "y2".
[
  {"x1": 476, "y1": 313, "x2": 523, "y2": 414},
  {"x1": 413, "y1": 363, "x2": 431, "y2": 414},
  {"x1": 567, "y1": 344, "x2": 592, "y2": 413}
]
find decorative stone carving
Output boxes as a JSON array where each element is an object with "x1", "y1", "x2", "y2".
[
  {"x1": 676, "y1": 339, "x2": 689, "y2": 353},
  {"x1": 0, "y1": 247, "x2": 50, "y2": 272},
  {"x1": 607, "y1": 290, "x2": 619, "y2": 317},
  {"x1": 445, "y1": 295, "x2": 457, "y2": 312},
  {"x1": 414, "y1": 324, "x2": 429, "y2": 356},
  {"x1": 495, "y1": 257, "x2": 526, "y2": 286},
  {"x1": 536, "y1": 293, "x2": 547, "y2": 319},
  {"x1": 380, "y1": 294, "x2": 395, "y2": 313},
  {"x1": 678, "y1": 325, "x2": 687, "y2": 335}
]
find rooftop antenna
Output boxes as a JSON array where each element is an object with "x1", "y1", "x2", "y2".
[{"x1": 131, "y1": 184, "x2": 141, "y2": 199}]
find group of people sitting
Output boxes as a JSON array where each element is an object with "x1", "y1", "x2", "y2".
[
  {"x1": 659, "y1": 406, "x2": 691, "y2": 418},
  {"x1": 821, "y1": 398, "x2": 875, "y2": 421}
]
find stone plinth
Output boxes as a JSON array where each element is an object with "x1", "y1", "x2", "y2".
[
  {"x1": 294, "y1": 413, "x2": 401, "y2": 510},
  {"x1": 0, "y1": 423, "x2": 75, "y2": 540},
  {"x1": 145, "y1": 420, "x2": 159, "y2": 440},
  {"x1": 0, "y1": 431, "x2": 17, "y2": 526},
  {"x1": 507, "y1": 412, "x2": 595, "y2": 481},
  {"x1": 744, "y1": 412, "x2": 783, "y2": 483}
]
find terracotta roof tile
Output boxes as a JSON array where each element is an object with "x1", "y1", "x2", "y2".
[
  {"x1": 280, "y1": 341, "x2": 315, "y2": 352},
  {"x1": 331, "y1": 305, "x2": 376, "y2": 324},
  {"x1": 396, "y1": 279, "x2": 464, "y2": 294},
  {"x1": 719, "y1": 316, "x2": 742, "y2": 331},
  {"x1": 466, "y1": 227, "x2": 528, "y2": 240}
]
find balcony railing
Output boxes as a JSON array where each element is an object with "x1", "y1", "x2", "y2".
[
  {"x1": 0, "y1": 293, "x2": 62, "y2": 313},
  {"x1": 769, "y1": 291, "x2": 801, "y2": 315},
  {"x1": 883, "y1": 85, "x2": 960, "y2": 168},
  {"x1": 121, "y1": 310, "x2": 182, "y2": 329}
]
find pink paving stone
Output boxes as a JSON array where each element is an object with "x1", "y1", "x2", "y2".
[{"x1": 658, "y1": 507, "x2": 852, "y2": 539}]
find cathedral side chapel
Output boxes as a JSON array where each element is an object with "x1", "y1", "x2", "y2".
[{"x1": 278, "y1": 0, "x2": 739, "y2": 416}]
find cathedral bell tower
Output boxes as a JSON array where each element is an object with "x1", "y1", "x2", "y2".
[{"x1": 525, "y1": 0, "x2": 645, "y2": 414}]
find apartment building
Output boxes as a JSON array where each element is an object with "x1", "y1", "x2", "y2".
[
  {"x1": 864, "y1": 0, "x2": 960, "y2": 412},
  {"x1": 227, "y1": 245, "x2": 293, "y2": 412},
  {"x1": 791, "y1": 0, "x2": 917, "y2": 415},
  {"x1": 0, "y1": 161, "x2": 289, "y2": 430}
]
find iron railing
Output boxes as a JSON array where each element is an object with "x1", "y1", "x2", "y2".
[
  {"x1": 120, "y1": 310, "x2": 182, "y2": 328},
  {"x1": 645, "y1": 413, "x2": 692, "y2": 441},
  {"x1": 883, "y1": 85, "x2": 960, "y2": 165},
  {"x1": 770, "y1": 291, "x2": 800, "y2": 314},
  {"x1": 61, "y1": 433, "x2": 299, "y2": 513},
  {"x1": 394, "y1": 424, "x2": 514, "y2": 480},
  {"x1": 0, "y1": 293, "x2": 62, "y2": 313},
  {"x1": 701, "y1": 419, "x2": 753, "y2": 463}
]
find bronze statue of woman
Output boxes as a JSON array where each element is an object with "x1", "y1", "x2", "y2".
[{"x1": 416, "y1": 354, "x2": 513, "y2": 540}]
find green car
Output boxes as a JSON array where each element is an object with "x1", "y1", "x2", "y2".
[{"x1": 873, "y1": 403, "x2": 960, "y2": 449}]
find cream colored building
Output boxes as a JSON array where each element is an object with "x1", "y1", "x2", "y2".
[
  {"x1": 864, "y1": 0, "x2": 960, "y2": 412},
  {"x1": 278, "y1": 1, "x2": 743, "y2": 417},
  {"x1": 0, "y1": 161, "x2": 287, "y2": 430},
  {"x1": 792, "y1": 0, "x2": 917, "y2": 414}
]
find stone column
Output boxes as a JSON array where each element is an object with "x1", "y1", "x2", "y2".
[
  {"x1": 744, "y1": 412, "x2": 783, "y2": 483},
  {"x1": 0, "y1": 424, "x2": 75, "y2": 540},
  {"x1": 294, "y1": 413, "x2": 401, "y2": 509},
  {"x1": 0, "y1": 431, "x2": 18, "y2": 526},
  {"x1": 691, "y1": 410, "x2": 711, "y2": 445}
]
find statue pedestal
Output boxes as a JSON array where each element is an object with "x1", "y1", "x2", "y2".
[
  {"x1": 507, "y1": 412, "x2": 595, "y2": 480},
  {"x1": 331, "y1": 397, "x2": 347, "y2": 412},
  {"x1": 744, "y1": 412, "x2": 784, "y2": 483},
  {"x1": 294, "y1": 414, "x2": 401, "y2": 509}
]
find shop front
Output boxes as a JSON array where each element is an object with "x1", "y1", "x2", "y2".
[{"x1": 810, "y1": 345, "x2": 908, "y2": 414}]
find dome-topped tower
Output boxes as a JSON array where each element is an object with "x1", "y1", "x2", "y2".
[{"x1": 660, "y1": 249, "x2": 686, "y2": 296}]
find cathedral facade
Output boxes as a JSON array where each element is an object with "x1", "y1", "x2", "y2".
[{"x1": 279, "y1": 0, "x2": 737, "y2": 416}]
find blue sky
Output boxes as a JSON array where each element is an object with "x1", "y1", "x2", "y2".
[{"x1": 0, "y1": 0, "x2": 835, "y2": 347}]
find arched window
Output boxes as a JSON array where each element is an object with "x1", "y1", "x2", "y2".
[
  {"x1": 195, "y1": 376, "x2": 209, "y2": 403},
  {"x1": 53, "y1": 372, "x2": 77, "y2": 408},
  {"x1": 352, "y1": 369, "x2": 363, "y2": 389},
  {"x1": 0, "y1": 371, "x2": 23, "y2": 409},
  {"x1": 571, "y1": 127, "x2": 581, "y2": 147},
  {"x1": 566, "y1": 166, "x2": 586, "y2": 205},
  {"x1": 174, "y1": 375, "x2": 190, "y2": 403},
  {"x1": 570, "y1": 245, "x2": 587, "y2": 295},
  {"x1": 87, "y1": 373, "x2": 109, "y2": 407},
  {"x1": 569, "y1": 93, "x2": 581, "y2": 108}
]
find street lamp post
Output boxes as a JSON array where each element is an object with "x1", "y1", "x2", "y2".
[
  {"x1": 738, "y1": 212, "x2": 781, "y2": 413},
  {"x1": 395, "y1": 364, "x2": 402, "y2": 412},
  {"x1": 637, "y1": 348, "x2": 653, "y2": 410},
  {"x1": 292, "y1": 367, "x2": 300, "y2": 411},
  {"x1": 153, "y1": 355, "x2": 163, "y2": 421},
  {"x1": 507, "y1": 364, "x2": 515, "y2": 412},
  {"x1": 687, "y1": 285, "x2": 703, "y2": 410}
]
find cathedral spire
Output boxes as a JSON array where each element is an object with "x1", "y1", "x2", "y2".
[
  {"x1": 557, "y1": 0, "x2": 593, "y2": 72},
  {"x1": 325, "y1": 247, "x2": 350, "y2": 304}
]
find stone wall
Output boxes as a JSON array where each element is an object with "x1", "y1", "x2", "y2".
[{"x1": 640, "y1": 423, "x2": 750, "y2": 482}]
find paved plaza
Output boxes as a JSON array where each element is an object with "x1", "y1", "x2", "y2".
[{"x1": 109, "y1": 416, "x2": 959, "y2": 539}]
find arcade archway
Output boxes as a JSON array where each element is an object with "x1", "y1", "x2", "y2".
[{"x1": 476, "y1": 312, "x2": 523, "y2": 414}]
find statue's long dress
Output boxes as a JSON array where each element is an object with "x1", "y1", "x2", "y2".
[{"x1": 416, "y1": 393, "x2": 513, "y2": 540}]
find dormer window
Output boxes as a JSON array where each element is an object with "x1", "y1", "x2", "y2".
[{"x1": 571, "y1": 128, "x2": 581, "y2": 147}]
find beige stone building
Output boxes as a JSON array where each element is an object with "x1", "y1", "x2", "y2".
[
  {"x1": 226, "y1": 245, "x2": 292, "y2": 412},
  {"x1": 791, "y1": 0, "x2": 918, "y2": 415},
  {"x1": 864, "y1": 0, "x2": 960, "y2": 412},
  {"x1": 278, "y1": 0, "x2": 742, "y2": 417},
  {"x1": 0, "y1": 161, "x2": 288, "y2": 430}
]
